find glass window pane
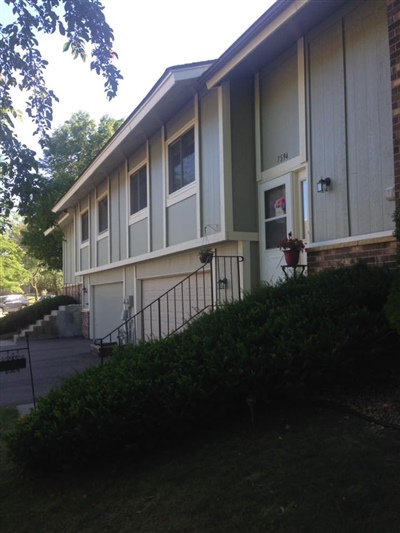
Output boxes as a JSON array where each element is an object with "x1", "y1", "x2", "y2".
[
  {"x1": 139, "y1": 168, "x2": 147, "y2": 210},
  {"x1": 98, "y1": 196, "x2": 108, "y2": 233},
  {"x1": 265, "y1": 218, "x2": 287, "y2": 249},
  {"x1": 182, "y1": 129, "x2": 195, "y2": 186},
  {"x1": 264, "y1": 185, "x2": 286, "y2": 219},
  {"x1": 169, "y1": 141, "x2": 182, "y2": 193},
  {"x1": 81, "y1": 211, "x2": 88, "y2": 242},
  {"x1": 301, "y1": 180, "x2": 308, "y2": 240}
]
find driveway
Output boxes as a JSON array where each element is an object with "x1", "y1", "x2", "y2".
[{"x1": 0, "y1": 337, "x2": 99, "y2": 412}]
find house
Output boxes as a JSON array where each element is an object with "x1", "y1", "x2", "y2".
[{"x1": 51, "y1": 0, "x2": 399, "y2": 341}]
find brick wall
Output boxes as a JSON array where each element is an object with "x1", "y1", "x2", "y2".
[{"x1": 307, "y1": 237, "x2": 398, "y2": 274}]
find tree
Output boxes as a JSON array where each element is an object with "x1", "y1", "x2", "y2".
[
  {"x1": 0, "y1": 0, "x2": 122, "y2": 224},
  {"x1": 20, "y1": 112, "x2": 123, "y2": 269},
  {"x1": 0, "y1": 234, "x2": 30, "y2": 294}
]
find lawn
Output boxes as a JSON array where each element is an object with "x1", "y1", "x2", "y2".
[{"x1": 1, "y1": 403, "x2": 400, "y2": 533}]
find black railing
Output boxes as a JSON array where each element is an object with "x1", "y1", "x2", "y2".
[{"x1": 95, "y1": 255, "x2": 244, "y2": 362}]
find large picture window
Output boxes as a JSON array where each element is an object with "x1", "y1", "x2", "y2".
[
  {"x1": 130, "y1": 166, "x2": 147, "y2": 215},
  {"x1": 168, "y1": 128, "x2": 195, "y2": 194},
  {"x1": 98, "y1": 196, "x2": 108, "y2": 234},
  {"x1": 81, "y1": 211, "x2": 89, "y2": 242}
]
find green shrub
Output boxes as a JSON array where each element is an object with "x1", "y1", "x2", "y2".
[
  {"x1": 6, "y1": 264, "x2": 398, "y2": 472},
  {"x1": 0, "y1": 295, "x2": 77, "y2": 336}
]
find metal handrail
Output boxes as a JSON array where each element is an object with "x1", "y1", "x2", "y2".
[{"x1": 95, "y1": 255, "x2": 244, "y2": 362}]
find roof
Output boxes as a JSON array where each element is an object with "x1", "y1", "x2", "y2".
[
  {"x1": 52, "y1": 61, "x2": 213, "y2": 213},
  {"x1": 203, "y1": 0, "x2": 348, "y2": 88}
]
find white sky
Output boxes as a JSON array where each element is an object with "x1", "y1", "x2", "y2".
[{"x1": 2, "y1": 0, "x2": 276, "y2": 152}]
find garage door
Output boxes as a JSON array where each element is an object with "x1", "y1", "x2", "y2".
[
  {"x1": 141, "y1": 270, "x2": 212, "y2": 340},
  {"x1": 92, "y1": 282, "x2": 124, "y2": 341}
]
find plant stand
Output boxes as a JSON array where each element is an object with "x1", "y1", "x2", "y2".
[{"x1": 281, "y1": 265, "x2": 307, "y2": 280}]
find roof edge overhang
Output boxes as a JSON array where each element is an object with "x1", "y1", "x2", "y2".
[
  {"x1": 204, "y1": 0, "x2": 310, "y2": 89},
  {"x1": 52, "y1": 60, "x2": 213, "y2": 214}
]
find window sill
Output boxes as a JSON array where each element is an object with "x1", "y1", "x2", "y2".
[{"x1": 167, "y1": 182, "x2": 196, "y2": 207}]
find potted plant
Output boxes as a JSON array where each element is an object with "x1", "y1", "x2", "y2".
[
  {"x1": 278, "y1": 233, "x2": 306, "y2": 267},
  {"x1": 198, "y1": 247, "x2": 213, "y2": 264}
]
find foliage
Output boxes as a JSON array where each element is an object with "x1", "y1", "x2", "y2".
[
  {"x1": 0, "y1": 233, "x2": 30, "y2": 293},
  {"x1": 0, "y1": 295, "x2": 76, "y2": 336},
  {"x1": 0, "y1": 0, "x2": 122, "y2": 225},
  {"x1": 6, "y1": 264, "x2": 398, "y2": 471},
  {"x1": 19, "y1": 112, "x2": 123, "y2": 269},
  {"x1": 278, "y1": 233, "x2": 306, "y2": 252}
]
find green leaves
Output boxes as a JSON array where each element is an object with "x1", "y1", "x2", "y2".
[{"x1": 0, "y1": 0, "x2": 123, "y2": 220}]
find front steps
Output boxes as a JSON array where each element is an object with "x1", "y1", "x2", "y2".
[{"x1": 14, "y1": 304, "x2": 82, "y2": 342}]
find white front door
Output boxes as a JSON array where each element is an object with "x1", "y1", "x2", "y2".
[{"x1": 259, "y1": 174, "x2": 294, "y2": 284}]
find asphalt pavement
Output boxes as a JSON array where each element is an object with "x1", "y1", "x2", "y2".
[{"x1": 0, "y1": 337, "x2": 99, "y2": 414}]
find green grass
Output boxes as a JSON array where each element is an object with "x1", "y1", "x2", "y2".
[{"x1": 1, "y1": 405, "x2": 400, "y2": 533}]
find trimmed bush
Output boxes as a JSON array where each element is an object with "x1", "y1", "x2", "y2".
[
  {"x1": 6, "y1": 264, "x2": 399, "y2": 471},
  {"x1": 0, "y1": 295, "x2": 77, "y2": 336}
]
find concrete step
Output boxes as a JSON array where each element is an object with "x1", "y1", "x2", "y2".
[{"x1": 14, "y1": 304, "x2": 82, "y2": 341}]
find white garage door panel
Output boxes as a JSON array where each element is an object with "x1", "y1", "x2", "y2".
[
  {"x1": 141, "y1": 272, "x2": 212, "y2": 339},
  {"x1": 93, "y1": 282, "x2": 123, "y2": 341}
]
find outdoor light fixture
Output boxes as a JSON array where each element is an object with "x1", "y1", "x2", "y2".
[
  {"x1": 317, "y1": 177, "x2": 331, "y2": 193},
  {"x1": 82, "y1": 286, "x2": 88, "y2": 294},
  {"x1": 218, "y1": 278, "x2": 228, "y2": 289}
]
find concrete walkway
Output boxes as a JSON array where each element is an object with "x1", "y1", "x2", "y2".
[{"x1": 0, "y1": 337, "x2": 99, "y2": 414}]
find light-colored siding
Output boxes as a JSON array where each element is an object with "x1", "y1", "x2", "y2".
[
  {"x1": 231, "y1": 77, "x2": 258, "y2": 232},
  {"x1": 89, "y1": 190, "x2": 96, "y2": 268},
  {"x1": 92, "y1": 282, "x2": 123, "y2": 340},
  {"x1": 167, "y1": 195, "x2": 197, "y2": 246},
  {"x1": 149, "y1": 132, "x2": 164, "y2": 251},
  {"x1": 309, "y1": 19, "x2": 348, "y2": 242},
  {"x1": 128, "y1": 143, "x2": 146, "y2": 171},
  {"x1": 308, "y1": 0, "x2": 393, "y2": 242},
  {"x1": 345, "y1": 0, "x2": 394, "y2": 234},
  {"x1": 260, "y1": 45, "x2": 299, "y2": 171},
  {"x1": 110, "y1": 166, "x2": 122, "y2": 263},
  {"x1": 97, "y1": 237, "x2": 108, "y2": 266},
  {"x1": 80, "y1": 246, "x2": 89, "y2": 271},
  {"x1": 200, "y1": 89, "x2": 221, "y2": 233},
  {"x1": 129, "y1": 218, "x2": 148, "y2": 257},
  {"x1": 165, "y1": 101, "x2": 194, "y2": 140}
]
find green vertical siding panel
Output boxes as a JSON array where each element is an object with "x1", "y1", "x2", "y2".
[
  {"x1": 200, "y1": 90, "x2": 221, "y2": 232},
  {"x1": 167, "y1": 195, "x2": 197, "y2": 246},
  {"x1": 345, "y1": 0, "x2": 394, "y2": 235},
  {"x1": 231, "y1": 77, "x2": 257, "y2": 232},
  {"x1": 309, "y1": 20, "x2": 348, "y2": 242},
  {"x1": 150, "y1": 132, "x2": 164, "y2": 251}
]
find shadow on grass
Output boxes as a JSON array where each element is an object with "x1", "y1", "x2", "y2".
[{"x1": 1, "y1": 405, "x2": 400, "y2": 533}]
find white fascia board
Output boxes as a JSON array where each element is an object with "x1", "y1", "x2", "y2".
[
  {"x1": 53, "y1": 63, "x2": 211, "y2": 214},
  {"x1": 206, "y1": 0, "x2": 311, "y2": 89}
]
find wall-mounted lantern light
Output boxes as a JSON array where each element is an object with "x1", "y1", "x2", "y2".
[
  {"x1": 317, "y1": 177, "x2": 331, "y2": 193},
  {"x1": 82, "y1": 286, "x2": 88, "y2": 294}
]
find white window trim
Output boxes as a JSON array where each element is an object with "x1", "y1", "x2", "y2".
[
  {"x1": 166, "y1": 120, "x2": 197, "y2": 207},
  {"x1": 97, "y1": 192, "x2": 109, "y2": 240},
  {"x1": 128, "y1": 159, "x2": 149, "y2": 224}
]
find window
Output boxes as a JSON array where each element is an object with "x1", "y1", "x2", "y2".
[
  {"x1": 81, "y1": 211, "x2": 89, "y2": 242},
  {"x1": 168, "y1": 128, "x2": 195, "y2": 194},
  {"x1": 130, "y1": 166, "x2": 147, "y2": 215},
  {"x1": 98, "y1": 196, "x2": 108, "y2": 234}
]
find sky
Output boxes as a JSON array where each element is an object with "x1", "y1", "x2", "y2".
[{"x1": 2, "y1": 0, "x2": 276, "y2": 152}]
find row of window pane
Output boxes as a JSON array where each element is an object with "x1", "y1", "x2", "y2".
[{"x1": 81, "y1": 128, "x2": 195, "y2": 241}]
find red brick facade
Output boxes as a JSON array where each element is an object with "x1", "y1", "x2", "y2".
[{"x1": 307, "y1": 1, "x2": 400, "y2": 273}]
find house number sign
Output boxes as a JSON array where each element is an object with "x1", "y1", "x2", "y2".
[{"x1": 277, "y1": 152, "x2": 288, "y2": 164}]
